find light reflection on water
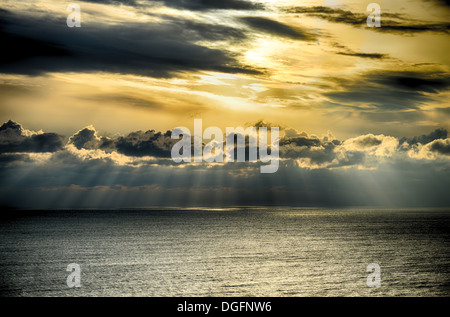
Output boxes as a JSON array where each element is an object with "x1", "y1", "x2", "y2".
[{"x1": 0, "y1": 207, "x2": 449, "y2": 296}]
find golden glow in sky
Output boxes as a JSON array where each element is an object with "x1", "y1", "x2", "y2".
[{"x1": 0, "y1": 0, "x2": 448, "y2": 139}]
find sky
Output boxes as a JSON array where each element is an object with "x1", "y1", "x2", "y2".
[{"x1": 0, "y1": 0, "x2": 449, "y2": 208}]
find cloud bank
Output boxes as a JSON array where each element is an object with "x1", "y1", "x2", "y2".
[
  {"x1": 1, "y1": 120, "x2": 449, "y2": 208},
  {"x1": 2, "y1": 120, "x2": 449, "y2": 168},
  {"x1": 0, "y1": 9, "x2": 259, "y2": 77}
]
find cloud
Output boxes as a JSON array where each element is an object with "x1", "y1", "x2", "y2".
[
  {"x1": 0, "y1": 153, "x2": 31, "y2": 164},
  {"x1": 78, "y1": 0, "x2": 140, "y2": 5},
  {"x1": 330, "y1": 42, "x2": 387, "y2": 60},
  {"x1": 68, "y1": 125, "x2": 177, "y2": 158},
  {"x1": 278, "y1": 129, "x2": 402, "y2": 169},
  {"x1": 115, "y1": 130, "x2": 175, "y2": 158},
  {"x1": 352, "y1": 135, "x2": 382, "y2": 147},
  {"x1": 339, "y1": 134, "x2": 399, "y2": 158},
  {"x1": 63, "y1": 124, "x2": 450, "y2": 169},
  {"x1": 1, "y1": 121, "x2": 450, "y2": 208},
  {"x1": 324, "y1": 70, "x2": 450, "y2": 111},
  {"x1": 399, "y1": 128, "x2": 449, "y2": 160},
  {"x1": 239, "y1": 16, "x2": 316, "y2": 40},
  {"x1": 0, "y1": 120, "x2": 64, "y2": 154},
  {"x1": 1, "y1": 149, "x2": 449, "y2": 208},
  {"x1": 279, "y1": 130, "x2": 338, "y2": 168},
  {"x1": 380, "y1": 75, "x2": 450, "y2": 93},
  {"x1": 285, "y1": 6, "x2": 368, "y2": 25},
  {"x1": 159, "y1": 0, "x2": 264, "y2": 11},
  {"x1": 400, "y1": 128, "x2": 448, "y2": 146},
  {"x1": 69, "y1": 125, "x2": 101, "y2": 150},
  {"x1": 68, "y1": 125, "x2": 117, "y2": 153},
  {"x1": 82, "y1": 0, "x2": 264, "y2": 11},
  {"x1": 336, "y1": 51, "x2": 386, "y2": 59},
  {"x1": 173, "y1": 19, "x2": 247, "y2": 42},
  {"x1": 2, "y1": 120, "x2": 450, "y2": 172},
  {"x1": 407, "y1": 138, "x2": 450, "y2": 159},
  {"x1": 0, "y1": 28, "x2": 70, "y2": 66},
  {"x1": 429, "y1": 138, "x2": 450, "y2": 155},
  {"x1": 247, "y1": 120, "x2": 282, "y2": 129},
  {"x1": 285, "y1": 6, "x2": 450, "y2": 34},
  {"x1": 0, "y1": 9, "x2": 259, "y2": 77},
  {"x1": 0, "y1": 122, "x2": 180, "y2": 168}
]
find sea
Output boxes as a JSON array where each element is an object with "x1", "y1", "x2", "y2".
[{"x1": 0, "y1": 207, "x2": 449, "y2": 297}]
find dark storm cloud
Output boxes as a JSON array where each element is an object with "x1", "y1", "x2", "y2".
[
  {"x1": 285, "y1": 6, "x2": 450, "y2": 34},
  {"x1": 69, "y1": 127, "x2": 98, "y2": 150},
  {"x1": 80, "y1": 0, "x2": 264, "y2": 11},
  {"x1": 378, "y1": 23, "x2": 450, "y2": 34},
  {"x1": 336, "y1": 52, "x2": 386, "y2": 59},
  {"x1": 374, "y1": 71, "x2": 450, "y2": 93},
  {"x1": 325, "y1": 71, "x2": 450, "y2": 111},
  {"x1": 429, "y1": 139, "x2": 450, "y2": 155},
  {"x1": 280, "y1": 134, "x2": 322, "y2": 147},
  {"x1": 400, "y1": 128, "x2": 448, "y2": 145},
  {"x1": 159, "y1": 0, "x2": 264, "y2": 11},
  {"x1": 426, "y1": 0, "x2": 450, "y2": 8},
  {"x1": 0, "y1": 120, "x2": 64, "y2": 154},
  {"x1": 174, "y1": 19, "x2": 247, "y2": 42},
  {"x1": 285, "y1": 6, "x2": 368, "y2": 25},
  {"x1": 0, "y1": 29, "x2": 70, "y2": 65},
  {"x1": 239, "y1": 17, "x2": 316, "y2": 40},
  {"x1": 115, "y1": 130, "x2": 175, "y2": 157},
  {"x1": 380, "y1": 75, "x2": 450, "y2": 93},
  {"x1": 279, "y1": 132, "x2": 340, "y2": 166},
  {"x1": 0, "y1": 10, "x2": 258, "y2": 77},
  {"x1": 68, "y1": 126, "x2": 116, "y2": 152},
  {"x1": 0, "y1": 121, "x2": 178, "y2": 159},
  {"x1": 0, "y1": 120, "x2": 333, "y2": 166},
  {"x1": 68, "y1": 125, "x2": 176, "y2": 157}
]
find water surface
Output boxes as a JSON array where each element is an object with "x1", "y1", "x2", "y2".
[{"x1": 1, "y1": 207, "x2": 449, "y2": 296}]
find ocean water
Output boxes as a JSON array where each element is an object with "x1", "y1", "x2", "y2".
[{"x1": 0, "y1": 207, "x2": 449, "y2": 297}]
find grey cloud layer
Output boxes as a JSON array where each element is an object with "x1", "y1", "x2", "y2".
[
  {"x1": 69, "y1": 125, "x2": 177, "y2": 158},
  {"x1": 0, "y1": 10, "x2": 258, "y2": 77},
  {"x1": 1, "y1": 148, "x2": 450, "y2": 208},
  {"x1": 81, "y1": 0, "x2": 263, "y2": 11},
  {"x1": 285, "y1": 6, "x2": 450, "y2": 34},
  {"x1": 238, "y1": 17, "x2": 316, "y2": 40},
  {"x1": 0, "y1": 1, "x2": 313, "y2": 78},
  {"x1": 156, "y1": 0, "x2": 264, "y2": 11},
  {"x1": 429, "y1": 139, "x2": 450, "y2": 155},
  {"x1": 400, "y1": 128, "x2": 448, "y2": 145},
  {"x1": 1, "y1": 121, "x2": 449, "y2": 167},
  {"x1": 1, "y1": 121, "x2": 450, "y2": 208},
  {"x1": 0, "y1": 120, "x2": 65, "y2": 154},
  {"x1": 0, "y1": 2, "x2": 326, "y2": 77},
  {"x1": 323, "y1": 70, "x2": 450, "y2": 111}
]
